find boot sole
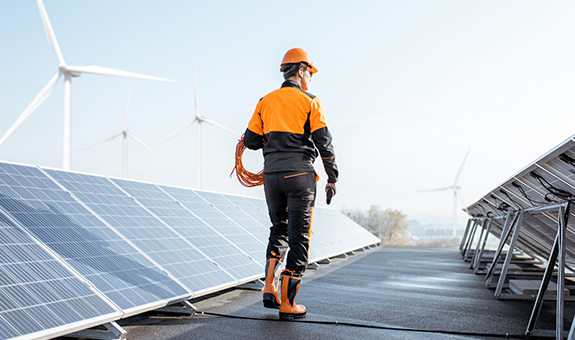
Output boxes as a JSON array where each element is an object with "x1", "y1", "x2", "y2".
[
  {"x1": 279, "y1": 311, "x2": 306, "y2": 321},
  {"x1": 263, "y1": 293, "x2": 280, "y2": 309}
]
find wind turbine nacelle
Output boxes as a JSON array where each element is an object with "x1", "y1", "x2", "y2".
[{"x1": 70, "y1": 71, "x2": 82, "y2": 78}]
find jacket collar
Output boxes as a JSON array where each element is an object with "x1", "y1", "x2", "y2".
[{"x1": 281, "y1": 80, "x2": 302, "y2": 90}]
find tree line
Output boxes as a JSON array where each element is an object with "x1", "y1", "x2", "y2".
[{"x1": 342, "y1": 205, "x2": 409, "y2": 245}]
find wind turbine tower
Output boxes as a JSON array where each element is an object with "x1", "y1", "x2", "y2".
[
  {"x1": 155, "y1": 70, "x2": 239, "y2": 189},
  {"x1": 0, "y1": 0, "x2": 175, "y2": 170},
  {"x1": 77, "y1": 85, "x2": 159, "y2": 178},
  {"x1": 419, "y1": 150, "x2": 470, "y2": 237}
]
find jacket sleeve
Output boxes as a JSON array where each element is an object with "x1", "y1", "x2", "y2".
[
  {"x1": 309, "y1": 97, "x2": 339, "y2": 183},
  {"x1": 244, "y1": 101, "x2": 265, "y2": 150}
]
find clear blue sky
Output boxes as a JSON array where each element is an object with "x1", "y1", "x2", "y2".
[{"x1": 1, "y1": 1, "x2": 574, "y2": 226}]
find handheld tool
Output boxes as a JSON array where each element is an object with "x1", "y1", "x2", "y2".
[{"x1": 326, "y1": 187, "x2": 334, "y2": 205}]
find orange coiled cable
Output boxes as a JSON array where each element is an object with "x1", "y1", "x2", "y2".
[{"x1": 230, "y1": 134, "x2": 264, "y2": 187}]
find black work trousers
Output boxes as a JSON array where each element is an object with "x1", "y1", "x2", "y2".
[{"x1": 264, "y1": 171, "x2": 316, "y2": 277}]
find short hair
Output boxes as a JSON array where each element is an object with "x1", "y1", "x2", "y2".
[{"x1": 280, "y1": 62, "x2": 309, "y2": 80}]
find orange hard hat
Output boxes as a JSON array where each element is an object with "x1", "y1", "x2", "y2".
[{"x1": 281, "y1": 48, "x2": 318, "y2": 73}]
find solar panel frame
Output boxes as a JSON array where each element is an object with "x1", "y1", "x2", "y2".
[
  {"x1": 42, "y1": 168, "x2": 241, "y2": 298},
  {"x1": 312, "y1": 206, "x2": 380, "y2": 260},
  {"x1": 108, "y1": 177, "x2": 263, "y2": 287},
  {"x1": 0, "y1": 162, "x2": 190, "y2": 318},
  {"x1": 153, "y1": 183, "x2": 264, "y2": 283},
  {"x1": 173, "y1": 189, "x2": 267, "y2": 264},
  {"x1": 102, "y1": 175, "x2": 241, "y2": 297}
]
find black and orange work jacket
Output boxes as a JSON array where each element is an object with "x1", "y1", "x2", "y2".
[{"x1": 244, "y1": 80, "x2": 338, "y2": 183}]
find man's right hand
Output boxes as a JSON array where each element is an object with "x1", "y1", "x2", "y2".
[{"x1": 325, "y1": 182, "x2": 338, "y2": 195}]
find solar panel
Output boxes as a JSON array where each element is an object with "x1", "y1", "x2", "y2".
[
  {"x1": 173, "y1": 190, "x2": 267, "y2": 264},
  {"x1": 223, "y1": 195, "x2": 271, "y2": 231},
  {"x1": 0, "y1": 162, "x2": 189, "y2": 315},
  {"x1": 0, "y1": 210, "x2": 120, "y2": 340},
  {"x1": 313, "y1": 207, "x2": 378, "y2": 256},
  {"x1": 109, "y1": 179, "x2": 262, "y2": 283},
  {"x1": 44, "y1": 169, "x2": 237, "y2": 296}
]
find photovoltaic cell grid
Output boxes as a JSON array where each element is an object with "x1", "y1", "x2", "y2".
[
  {"x1": 45, "y1": 169, "x2": 233, "y2": 295},
  {"x1": 178, "y1": 190, "x2": 267, "y2": 264},
  {"x1": 0, "y1": 162, "x2": 187, "y2": 312},
  {"x1": 223, "y1": 195, "x2": 271, "y2": 231},
  {"x1": 0, "y1": 212, "x2": 118, "y2": 340},
  {"x1": 110, "y1": 178, "x2": 259, "y2": 283},
  {"x1": 154, "y1": 184, "x2": 263, "y2": 280},
  {"x1": 313, "y1": 207, "x2": 377, "y2": 255}
]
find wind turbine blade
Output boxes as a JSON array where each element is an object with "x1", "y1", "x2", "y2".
[
  {"x1": 77, "y1": 132, "x2": 123, "y2": 151},
  {"x1": 194, "y1": 68, "x2": 200, "y2": 117},
  {"x1": 153, "y1": 119, "x2": 197, "y2": 147},
  {"x1": 37, "y1": 0, "x2": 66, "y2": 65},
  {"x1": 417, "y1": 186, "x2": 454, "y2": 193},
  {"x1": 126, "y1": 132, "x2": 159, "y2": 156},
  {"x1": 66, "y1": 65, "x2": 176, "y2": 83},
  {"x1": 0, "y1": 71, "x2": 61, "y2": 146},
  {"x1": 202, "y1": 118, "x2": 240, "y2": 136},
  {"x1": 124, "y1": 83, "x2": 132, "y2": 130},
  {"x1": 453, "y1": 149, "x2": 470, "y2": 186}
]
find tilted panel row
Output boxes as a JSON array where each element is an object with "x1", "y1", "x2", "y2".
[
  {"x1": 466, "y1": 134, "x2": 575, "y2": 261},
  {"x1": 111, "y1": 179, "x2": 262, "y2": 284},
  {"x1": 45, "y1": 169, "x2": 233, "y2": 296},
  {"x1": 160, "y1": 186, "x2": 266, "y2": 266},
  {"x1": 0, "y1": 163, "x2": 189, "y2": 315}
]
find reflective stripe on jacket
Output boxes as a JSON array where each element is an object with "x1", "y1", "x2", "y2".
[{"x1": 244, "y1": 80, "x2": 338, "y2": 183}]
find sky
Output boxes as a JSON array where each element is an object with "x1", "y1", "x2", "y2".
[{"x1": 0, "y1": 1, "x2": 574, "y2": 228}]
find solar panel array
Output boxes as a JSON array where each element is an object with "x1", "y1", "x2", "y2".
[
  {"x1": 462, "y1": 133, "x2": 575, "y2": 338},
  {"x1": 0, "y1": 160, "x2": 379, "y2": 339}
]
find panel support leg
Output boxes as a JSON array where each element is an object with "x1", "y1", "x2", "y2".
[
  {"x1": 237, "y1": 279, "x2": 265, "y2": 290},
  {"x1": 155, "y1": 300, "x2": 198, "y2": 315},
  {"x1": 495, "y1": 212, "x2": 523, "y2": 297},
  {"x1": 66, "y1": 321, "x2": 127, "y2": 340},
  {"x1": 470, "y1": 219, "x2": 488, "y2": 269},
  {"x1": 473, "y1": 219, "x2": 492, "y2": 273},
  {"x1": 525, "y1": 202, "x2": 570, "y2": 339},
  {"x1": 460, "y1": 219, "x2": 473, "y2": 254},
  {"x1": 463, "y1": 220, "x2": 479, "y2": 261},
  {"x1": 485, "y1": 212, "x2": 517, "y2": 288},
  {"x1": 557, "y1": 202, "x2": 570, "y2": 340}
]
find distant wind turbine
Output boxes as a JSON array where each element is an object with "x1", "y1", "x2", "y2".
[
  {"x1": 154, "y1": 70, "x2": 239, "y2": 189},
  {"x1": 77, "y1": 85, "x2": 158, "y2": 178},
  {"x1": 418, "y1": 150, "x2": 470, "y2": 237},
  {"x1": 0, "y1": 0, "x2": 175, "y2": 170}
]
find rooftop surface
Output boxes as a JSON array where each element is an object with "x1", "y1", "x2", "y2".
[{"x1": 68, "y1": 246, "x2": 573, "y2": 340}]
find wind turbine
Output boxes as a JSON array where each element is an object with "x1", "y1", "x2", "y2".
[
  {"x1": 419, "y1": 150, "x2": 470, "y2": 237},
  {"x1": 0, "y1": 0, "x2": 175, "y2": 170},
  {"x1": 77, "y1": 85, "x2": 158, "y2": 178},
  {"x1": 154, "y1": 70, "x2": 239, "y2": 189}
]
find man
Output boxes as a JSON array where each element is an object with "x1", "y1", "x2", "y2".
[{"x1": 243, "y1": 48, "x2": 339, "y2": 321}]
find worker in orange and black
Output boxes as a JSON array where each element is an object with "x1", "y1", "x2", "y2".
[{"x1": 243, "y1": 48, "x2": 339, "y2": 321}]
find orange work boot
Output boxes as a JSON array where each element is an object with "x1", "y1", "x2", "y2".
[
  {"x1": 263, "y1": 258, "x2": 282, "y2": 309},
  {"x1": 279, "y1": 269, "x2": 306, "y2": 320}
]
